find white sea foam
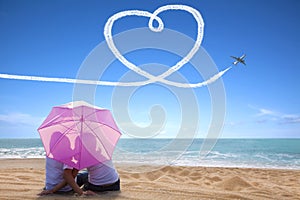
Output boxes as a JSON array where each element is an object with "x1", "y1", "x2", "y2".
[
  {"x1": 0, "y1": 147, "x2": 45, "y2": 159},
  {"x1": 1, "y1": 139, "x2": 299, "y2": 170}
]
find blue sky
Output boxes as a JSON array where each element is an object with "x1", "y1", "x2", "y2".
[{"x1": 0, "y1": 0, "x2": 300, "y2": 138}]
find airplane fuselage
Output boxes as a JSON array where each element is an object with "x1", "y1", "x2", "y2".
[{"x1": 231, "y1": 54, "x2": 246, "y2": 65}]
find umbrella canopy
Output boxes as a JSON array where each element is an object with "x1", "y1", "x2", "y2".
[{"x1": 38, "y1": 101, "x2": 121, "y2": 170}]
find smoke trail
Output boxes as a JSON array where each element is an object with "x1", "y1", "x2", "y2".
[
  {"x1": 104, "y1": 4, "x2": 204, "y2": 85},
  {"x1": 0, "y1": 67, "x2": 231, "y2": 88},
  {"x1": 0, "y1": 5, "x2": 232, "y2": 88}
]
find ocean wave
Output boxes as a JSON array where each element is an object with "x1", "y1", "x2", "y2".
[
  {"x1": 1, "y1": 139, "x2": 300, "y2": 170},
  {"x1": 0, "y1": 147, "x2": 45, "y2": 158}
]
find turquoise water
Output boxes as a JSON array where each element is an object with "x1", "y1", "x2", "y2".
[
  {"x1": 0, "y1": 138, "x2": 299, "y2": 169},
  {"x1": 0, "y1": 138, "x2": 44, "y2": 158}
]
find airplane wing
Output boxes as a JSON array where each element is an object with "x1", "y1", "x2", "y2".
[
  {"x1": 240, "y1": 60, "x2": 246, "y2": 65},
  {"x1": 231, "y1": 54, "x2": 246, "y2": 65}
]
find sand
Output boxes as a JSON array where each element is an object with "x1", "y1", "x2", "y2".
[{"x1": 0, "y1": 159, "x2": 299, "y2": 200}]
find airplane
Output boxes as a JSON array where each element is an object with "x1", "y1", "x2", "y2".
[{"x1": 231, "y1": 54, "x2": 246, "y2": 65}]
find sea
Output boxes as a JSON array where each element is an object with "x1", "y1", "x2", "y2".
[{"x1": 0, "y1": 138, "x2": 299, "y2": 170}]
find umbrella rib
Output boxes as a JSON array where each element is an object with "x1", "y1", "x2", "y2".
[
  {"x1": 42, "y1": 119, "x2": 80, "y2": 129},
  {"x1": 39, "y1": 108, "x2": 76, "y2": 129},
  {"x1": 88, "y1": 110, "x2": 121, "y2": 133},
  {"x1": 83, "y1": 121, "x2": 112, "y2": 159},
  {"x1": 50, "y1": 121, "x2": 80, "y2": 154},
  {"x1": 77, "y1": 106, "x2": 84, "y2": 169},
  {"x1": 82, "y1": 108, "x2": 108, "y2": 119},
  {"x1": 79, "y1": 109, "x2": 120, "y2": 134},
  {"x1": 62, "y1": 120, "x2": 81, "y2": 135}
]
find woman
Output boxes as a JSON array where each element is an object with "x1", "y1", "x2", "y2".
[{"x1": 77, "y1": 160, "x2": 120, "y2": 192}]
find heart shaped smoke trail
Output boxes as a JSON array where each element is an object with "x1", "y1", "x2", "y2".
[{"x1": 0, "y1": 5, "x2": 232, "y2": 87}]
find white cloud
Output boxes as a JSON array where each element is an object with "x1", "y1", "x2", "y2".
[
  {"x1": 256, "y1": 108, "x2": 277, "y2": 116},
  {"x1": 0, "y1": 112, "x2": 43, "y2": 126},
  {"x1": 249, "y1": 105, "x2": 300, "y2": 124},
  {"x1": 224, "y1": 121, "x2": 244, "y2": 127},
  {"x1": 281, "y1": 115, "x2": 300, "y2": 124}
]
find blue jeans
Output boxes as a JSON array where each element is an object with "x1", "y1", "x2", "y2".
[{"x1": 76, "y1": 172, "x2": 120, "y2": 192}]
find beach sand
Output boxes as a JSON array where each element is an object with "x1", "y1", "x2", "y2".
[{"x1": 0, "y1": 159, "x2": 299, "y2": 200}]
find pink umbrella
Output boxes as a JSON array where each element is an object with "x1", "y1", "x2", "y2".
[{"x1": 38, "y1": 101, "x2": 121, "y2": 170}]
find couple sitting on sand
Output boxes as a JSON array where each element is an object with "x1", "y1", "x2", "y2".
[
  {"x1": 39, "y1": 157, "x2": 120, "y2": 196},
  {"x1": 38, "y1": 132, "x2": 120, "y2": 196}
]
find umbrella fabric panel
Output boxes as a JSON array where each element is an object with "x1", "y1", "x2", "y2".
[
  {"x1": 38, "y1": 121, "x2": 79, "y2": 157},
  {"x1": 93, "y1": 110, "x2": 120, "y2": 133},
  {"x1": 38, "y1": 101, "x2": 122, "y2": 170},
  {"x1": 40, "y1": 105, "x2": 120, "y2": 134},
  {"x1": 38, "y1": 124, "x2": 112, "y2": 169},
  {"x1": 39, "y1": 107, "x2": 80, "y2": 130},
  {"x1": 81, "y1": 122, "x2": 121, "y2": 160}
]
